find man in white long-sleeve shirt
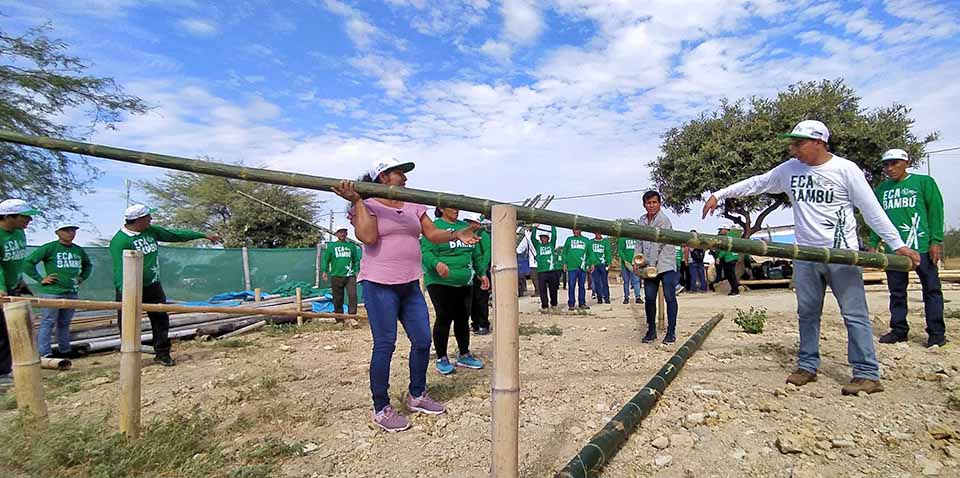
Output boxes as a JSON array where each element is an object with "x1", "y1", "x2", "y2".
[{"x1": 703, "y1": 120, "x2": 920, "y2": 396}]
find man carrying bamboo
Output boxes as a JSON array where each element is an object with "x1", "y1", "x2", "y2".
[
  {"x1": 703, "y1": 120, "x2": 920, "y2": 395},
  {"x1": 0, "y1": 199, "x2": 41, "y2": 386},
  {"x1": 322, "y1": 225, "x2": 361, "y2": 315},
  {"x1": 869, "y1": 149, "x2": 947, "y2": 348},
  {"x1": 639, "y1": 191, "x2": 678, "y2": 344},
  {"x1": 110, "y1": 204, "x2": 221, "y2": 367}
]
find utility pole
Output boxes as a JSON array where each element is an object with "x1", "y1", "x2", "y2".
[
  {"x1": 125, "y1": 179, "x2": 131, "y2": 207},
  {"x1": 329, "y1": 213, "x2": 334, "y2": 243}
]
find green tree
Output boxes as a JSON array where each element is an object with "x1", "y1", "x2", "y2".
[
  {"x1": 141, "y1": 170, "x2": 325, "y2": 248},
  {"x1": 943, "y1": 228, "x2": 960, "y2": 259},
  {"x1": 0, "y1": 24, "x2": 147, "y2": 221},
  {"x1": 651, "y1": 79, "x2": 937, "y2": 238}
]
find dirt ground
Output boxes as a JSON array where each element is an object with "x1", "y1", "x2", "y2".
[{"x1": 6, "y1": 279, "x2": 960, "y2": 478}]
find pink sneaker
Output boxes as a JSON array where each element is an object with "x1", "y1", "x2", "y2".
[
  {"x1": 372, "y1": 405, "x2": 410, "y2": 432},
  {"x1": 405, "y1": 392, "x2": 446, "y2": 415}
]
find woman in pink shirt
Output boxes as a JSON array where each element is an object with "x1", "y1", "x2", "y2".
[{"x1": 334, "y1": 158, "x2": 479, "y2": 433}]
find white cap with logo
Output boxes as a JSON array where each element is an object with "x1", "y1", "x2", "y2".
[
  {"x1": 0, "y1": 199, "x2": 41, "y2": 216},
  {"x1": 124, "y1": 204, "x2": 157, "y2": 221},
  {"x1": 461, "y1": 212, "x2": 483, "y2": 223},
  {"x1": 882, "y1": 149, "x2": 909, "y2": 162},
  {"x1": 368, "y1": 157, "x2": 415, "y2": 181},
  {"x1": 56, "y1": 222, "x2": 80, "y2": 231},
  {"x1": 334, "y1": 224, "x2": 349, "y2": 232},
  {"x1": 781, "y1": 120, "x2": 830, "y2": 143}
]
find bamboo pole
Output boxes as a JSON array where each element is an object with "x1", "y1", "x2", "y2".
[
  {"x1": 241, "y1": 247, "x2": 252, "y2": 291},
  {"x1": 657, "y1": 287, "x2": 665, "y2": 332},
  {"x1": 491, "y1": 205, "x2": 520, "y2": 478},
  {"x1": 556, "y1": 315, "x2": 723, "y2": 478},
  {"x1": 254, "y1": 288, "x2": 262, "y2": 302},
  {"x1": 2, "y1": 301, "x2": 48, "y2": 424},
  {"x1": 119, "y1": 250, "x2": 143, "y2": 439},
  {"x1": 0, "y1": 296, "x2": 360, "y2": 321},
  {"x1": 218, "y1": 320, "x2": 267, "y2": 339},
  {"x1": 0, "y1": 130, "x2": 912, "y2": 272},
  {"x1": 40, "y1": 357, "x2": 72, "y2": 370},
  {"x1": 295, "y1": 287, "x2": 303, "y2": 327}
]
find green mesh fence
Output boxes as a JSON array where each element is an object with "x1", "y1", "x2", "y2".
[{"x1": 21, "y1": 245, "x2": 337, "y2": 303}]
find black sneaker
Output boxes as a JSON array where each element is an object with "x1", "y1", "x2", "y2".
[
  {"x1": 578, "y1": 304, "x2": 590, "y2": 310},
  {"x1": 477, "y1": 327, "x2": 491, "y2": 336},
  {"x1": 603, "y1": 299, "x2": 611, "y2": 304},
  {"x1": 154, "y1": 355, "x2": 176, "y2": 367},
  {"x1": 622, "y1": 298, "x2": 630, "y2": 305},
  {"x1": 926, "y1": 336, "x2": 948, "y2": 348},
  {"x1": 635, "y1": 297, "x2": 643, "y2": 304},
  {"x1": 568, "y1": 305, "x2": 575, "y2": 311},
  {"x1": 878, "y1": 331, "x2": 908, "y2": 344},
  {"x1": 663, "y1": 334, "x2": 676, "y2": 345},
  {"x1": 642, "y1": 330, "x2": 657, "y2": 343}
]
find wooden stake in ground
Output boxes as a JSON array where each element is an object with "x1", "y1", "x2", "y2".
[
  {"x1": 657, "y1": 287, "x2": 666, "y2": 332},
  {"x1": 254, "y1": 288, "x2": 261, "y2": 302},
  {"x1": 295, "y1": 287, "x2": 303, "y2": 326},
  {"x1": 2, "y1": 301, "x2": 48, "y2": 424},
  {"x1": 119, "y1": 250, "x2": 144, "y2": 439},
  {"x1": 491, "y1": 204, "x2": 520, "y2": 478}
]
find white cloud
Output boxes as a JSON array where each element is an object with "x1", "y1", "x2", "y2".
[
  {"x1": 479, "y1": 39, "x2": 512, "y2": 61},
  {"x1": 348, "y1": 54, "x2": 413, "y2": 98},
  {"x1": 323, "y1": 0, "x2": 382, "y2": 49},
  {"x1": 502, "y1": 0, "x2": 543, "y2": 43},
  {"x1": 176, "y1": 18, "x2": 218, "y2": 36}
]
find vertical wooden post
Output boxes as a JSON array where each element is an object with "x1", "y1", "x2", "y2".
[
  {"x1": 491, "y1": 205, "x2": 519, "y2": 478},
  {"x1": 295, "y1": 287, "x2": 303, "y2": 326},
  {"x1": 119, "y1": 250, "x2": 144, "y2": 439},
  {"x1": 254, "y1": 288, "x2": 261, "y2": 303},
  {"x1": 315, "y1": 242, "x2": 322, "y2": 288},
  {"x1": 2, "y1": 301, "x2": 48, "y2": 425},
  {"x1": 657, "y1": 286, "x2": 666, "y2": 332},
  {"x1": 241, "y1": 246, "x2": 252, "y2": 291}
]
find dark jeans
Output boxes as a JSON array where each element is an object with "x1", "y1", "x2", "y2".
[
  {"x1": 567, "y1": 269, "x2": 587, "y2": 307},
  {"x1": 0, "y1": 289, "x2": 21, "y2": 375},
  {"x1": 723, "y1": 260, "x2": 740, "y2": 293},
  {"x1": 116, "y1": 282, "x2": 171, "y2": 355},
  {"x1": 330, "y1": 275, "x2": 358, "y2": 314},
  {"x1": 427, "y1": 284, "x2": 472, "y2": 359},
  {"x1": 644, "y1": 270, "x2": 679, "y2": 335},
  {"x1": 591, "y1": 264, "x2": 610, "y2": 301},
  {"x1": 537, "y1": 270, "x2": 561, "y2": 308},
  {"x1": 886, "y1": 252, "x2": 945, "y2": 339},
  {"x1": 712, "y1": 259, "x2": 726, "y2": 284},
  {"x1": 679, "y1": 262, "x2": 689, "y2": 290},
  {"x1": 362, "y1": 280, "x2": 431, "y2": 413},
  {"x1": 689, "y1": 262, "x2": 707, "y2": 292},
  {"x1": 471, "y1": 274, "x2": 491, "y2": 331}
]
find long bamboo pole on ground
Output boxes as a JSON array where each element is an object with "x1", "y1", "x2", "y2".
[
  {"x1": 0, "y1": 296, "x2": 361, "y2": 321},
  {"x1": 491, "y1": 205, "x2": 520, "y2": 478},
  {"x1": 119, "y1": 250, "x2": 144, "y2": 439},
  {"x1": 555, "y1": 315, "x2": 723, "y2": 478},
  {"x1": 2, "y1": 301, "x2": 48, "y2": 424},
  {"x1": 0, "y1": 130, "x2": 911, "y2": 272}
]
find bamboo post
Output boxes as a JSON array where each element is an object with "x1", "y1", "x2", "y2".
[
  {"x1": 2, "y1": 301, "x2": 47, "y2": 424},
  {"x1": 657, "y1": 287, "x2": 666, "y2": 332},
  {"x1": 295, "y1": 287, "x2": 303, "y2": 326},
  {"x1": 491, "y1": 204, "x2": 520, "y2": 478},
  {"x1": 241, "y1": 246, "x2": 252, "y2": 291},
  {"x1": 40, "y1": 357, "x2": 72, "y2": 370},
  {"x1": 119, "y1": 250, "x2": 144, "y2": 439},
  {"x1": 254, "y1": 288, "x2": 261, "y2": 303}
]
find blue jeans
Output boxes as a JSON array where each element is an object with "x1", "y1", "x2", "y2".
[
  {"x1": 567, "y1": 269, "x2": 587, "y2": 307},
  {"x1": 38, "y1": 292, "x2": 78, "y2": 357},
  {"x1": 886, "y1": 253, "x2": 945, "y2": 339},
  {"x1": 644, "y1": 270, "x2": 679, "y2": 335},
  {"x1": 688, "y1": 263, "x2": 707, "y2": 292},
  {"x1": 622, "y1": 267, "x2": 642, "y2": 299},
  {"x1": 361, "y1": 280, "x2": 432, "y2": 413},
  {"x1": 793, "y1": 261, "x2": 879, "y2": 380},
  {"x1": 591, "y1": 264, "x2": 610, "y2": 301}
]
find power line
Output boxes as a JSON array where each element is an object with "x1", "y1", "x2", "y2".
[
  {"x1": 928, "y1": 146, "x2": 960, "y2": 154},
  {"x1": 510, "y1": 188, "x2": 649, "y2": 204}
]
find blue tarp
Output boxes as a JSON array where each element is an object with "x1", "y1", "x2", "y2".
[{"x1": 311, "y1": 293, "x2": 350, "y2": 314}]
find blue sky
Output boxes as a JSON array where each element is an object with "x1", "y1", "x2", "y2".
[{"x1": 3, "y1": 0, "x2": 960, "y2": 245}]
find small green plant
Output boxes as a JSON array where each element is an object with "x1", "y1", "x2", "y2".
[
  {"x1": 734, "y1": 307, "x2": 767, "y2": 334},
  {"x1": 518, "y1": 323, "x2": 563, "y2": 336}
]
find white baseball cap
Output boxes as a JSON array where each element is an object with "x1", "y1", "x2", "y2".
[
  {"x1": 781, "y1": 120, "x2": 830, "y2": 143},
  {"x1": 334, "y1": 224, "x2": 349, "y2": 232},
  {"x1": 882, "y1": 148, "x2": 909, "y2": 162},
  {"x1": 368, "y1": 157, "x2": 415, "y2": 182},
  {"x1": 124, "y1": 204, "x2": 156, "y2": 221},
  {"x1": 0, "y1": 199, "x2": 41, "y2": 216},
  {"x1": 56, "y1": 223, "x2": 80, "y2": 231},
  {"x1": 461, "y1": 212, "x2": 483, "y2": 223}
]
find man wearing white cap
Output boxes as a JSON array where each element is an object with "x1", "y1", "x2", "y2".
[
  {"x1": 869, "y1": 149, "x2": 947, "y2": 348},
  {"x1": 703, "y1": 120, "x2": 920, "y2": 396},
  {"x1": 25, "y1": 222, "x2": 92, "y2": 358},
  {"x1": 109, "y1": 204, "x2": 221, "y2": 366},
  {"x1": 0, "y1": 199, "x2": 41, "y2": 385},
  {"x1": 321, "y1": 224, "x2": 361, "y2": 315}
]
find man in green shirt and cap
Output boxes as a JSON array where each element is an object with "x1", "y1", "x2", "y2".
[
  {"x1": 25, "y1": 222, "x2": 93, "y2": 358},
  {"x1": 0, "y1": 199, "x2": 41, "y2": 385},
  {"x1": 562, "y1": 229, "x2": 596, "y2": 310},
  {"x1": 110, "y1": 204, "x2": 221, "y2": 366},
  {"x1": 321, "y1": 225, "x2": 362, "y2": 315},
  {"x1": 869, "y1": 149, "x2": 947, "y2": 348}
]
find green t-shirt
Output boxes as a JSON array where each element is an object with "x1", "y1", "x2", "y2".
[
  {"x1": 869, "y1": 174, "x2": 944, "y2": 254},
  {"x1": 109, "y1": 225, "x2": 207, "y2": 289},
  {"x1": 590, "y1": 237, "x2": 612, "y2": 266},
  {"x1": 24, "y1": 240, "x2": 93, "y2": 295},
  {"x1": 535, "y1": 226, "x2": 560, "y2": 272},
  {"x1": 421, "y1": 218, "x2": 484, "y2": 287},
  {"x1": 617, "y1": 237, "x2": 640, "y2": 269},
  {"x1": 475, "y1": 229, "x2": 492, "y2": 274},
  {"x1": 321, "y1": 240, "x2": 361, "y2": 277},
  {"x1": 715, "y1": 230, "x2": 740, "y2": 261},
  {"x1": 561, "y1": 235, "x2": 596, "y2": 270},
  {"x1": 0, "y1": 227, "x2": 28, "y2": 293}
]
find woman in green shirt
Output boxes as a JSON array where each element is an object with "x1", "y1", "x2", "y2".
[{"x1": 422, "y1": 207, "x2": 490, "y2": 375}]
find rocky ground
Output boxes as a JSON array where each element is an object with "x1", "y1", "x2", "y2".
[{"x1": 3, "y1": 280, "x2": 959, "y2": 478}]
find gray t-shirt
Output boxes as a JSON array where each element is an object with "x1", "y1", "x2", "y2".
[{"x1": 640, "y1": 211, "x2": 676, "y2": 274}]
